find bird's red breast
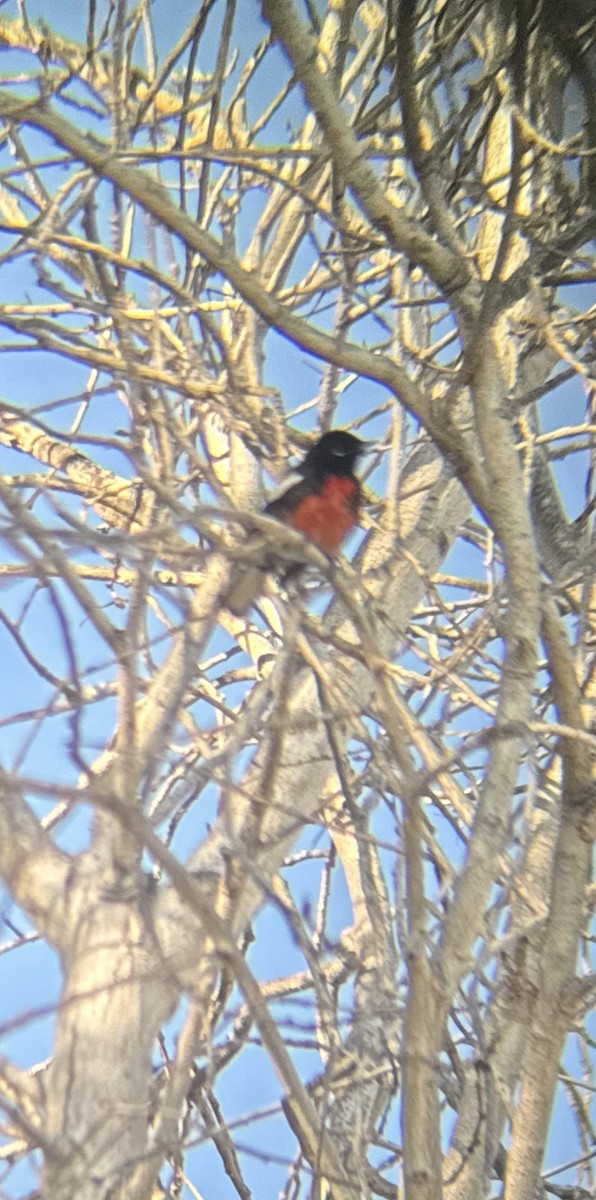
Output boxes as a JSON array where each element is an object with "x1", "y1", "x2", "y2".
[{"x1": 280, "y1": 474, "x2": 361, "y2": 556}]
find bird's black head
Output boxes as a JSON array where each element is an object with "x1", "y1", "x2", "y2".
[{"x1": 301, "y1": 430, "x2": 368, "y2": 479}]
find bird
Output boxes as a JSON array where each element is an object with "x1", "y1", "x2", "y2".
[{"x1": 226, "y1": 429, "x2": 368, "y2": 616}]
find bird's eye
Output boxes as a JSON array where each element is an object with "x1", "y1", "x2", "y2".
[{"x1": 332, "y1": 446, "x2": 347, "y2": 456}]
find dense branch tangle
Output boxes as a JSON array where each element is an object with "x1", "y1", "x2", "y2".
[{"x1": 0, "y1": 4, "x2": 593, "y2": 1200}]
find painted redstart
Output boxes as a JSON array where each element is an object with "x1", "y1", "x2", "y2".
[{"x1": 226, "y1": 429, "x2": 368, "y2": 615}]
